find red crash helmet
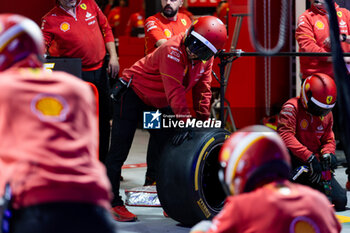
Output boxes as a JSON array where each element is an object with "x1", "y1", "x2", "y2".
[
  {"x1": 184, "y1": 16, "x2": 227, "y2": 61},
  {"x1": 300, "y1": 73, "x2": 337, "y2": 116},
  {"x1": 0, "y1": 14, "x2": 44, "y2": 71},
  {"x1": 219, "y1": 125, "x2": 291, "y2": 196}
]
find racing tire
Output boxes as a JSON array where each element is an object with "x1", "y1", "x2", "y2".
[{"x1": 156, "y1": 128, "x2": 230, "y2": 226}]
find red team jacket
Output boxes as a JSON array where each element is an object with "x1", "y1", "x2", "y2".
[
  {"x1": 144, "y1": 12, "x2": 191, "y2": 55},
  {"x1": 296, "y1": 3, "x2": 350, "y2": 79},
  {"x1": 206, "y1": 181, "x2": 341, "y2": 233},
  {"x1": 122, "y1": 33, "x2": 212, "y2": 120},
  {"x1": 41, "y1": 0, "x2": 114, "y2": 71},
  {"x1": 278, "y1": 97, "x2": 335, "y2": 162},
  {"x1": 0, "y1": 68, "x2": 111, "y2": 210}
]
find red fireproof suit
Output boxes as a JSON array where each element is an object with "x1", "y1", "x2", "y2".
[
  {"x1": 41, "y1": 0, "x2": 114, "y2": 71},
  {"x1": 0, "y1": 68, "x2": 111, "y2": 210},
  {"x1": 205, "y1": 181, "x2": 341, "y2": 233},
  {"x1": 277, "y1": 97, "x2": 335, "y2": 162},
  {"x1": 296, "y1": 3, "x2": 350, "y2": 79},
  {"x1": 122, "y1": 32, "x2": 212, "y2": 120},
  {"x1": 144, "y1": 12, "x2": 191, "y2": 55}
]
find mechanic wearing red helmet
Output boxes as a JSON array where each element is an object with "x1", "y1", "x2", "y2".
[
  {"x1": 278, "y1": 73, "x2": 347, "y2": 211},
  {"x1": 296, "y1": 0, "x2": 350, "y2": 80},
  {"x1": 190, "y1": 125, "x2": 341, "y2": 233},
  {"x1": 106, "y1": 16, "x2": 227, "y2": 221},
  {"x1": 0, "y1": 14, "x2": 116, "y2": 233}
]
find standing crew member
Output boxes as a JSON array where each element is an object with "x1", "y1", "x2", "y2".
[
  {"x1": 106, "y1": 16, "x2": 227, "y2": 221},
  {"x1": 0, "y1": 14, "x2": 117, "y2": 233},
  {"x1": 277, "y1": 73, "x2": 347, "y2": 211},
  {"x1": 144, "y1": 0, "x2": 191, "y2": 55},
  {"x1": 41, "y1": 0, "x2": 119, "y2": 162},
  {"x1": 143, "y1": 0, "x2": 192, "y2": 186},
  {"x1": 191, "y1": 125, "x2": 341, "y2": 233}
]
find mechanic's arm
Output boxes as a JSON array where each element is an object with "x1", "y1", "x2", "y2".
[
  {"x1": 277, "y1": 104, "x2": 313, "y2": 162},
  {"x1": 145, "y1": 18, "x2": 167, "y2": 51},
  {"x1": 192, "y1": 60, "x2": 213, "y2": 120},
  {"x1": 106, "y1": 42, "x2": 119, "y2": 78},
  {"x1": 40, "y1": 17, "x2": 53, "y2": 55},
  {"x1": 159, "y1": 48, "x2": 191, "y2": 120},
  {"x1": 320, "y1": 113, "x2": 336, "y2": 155},
  {"x1": 94, "y1": 1, "x2": 120, "y2": 78}
]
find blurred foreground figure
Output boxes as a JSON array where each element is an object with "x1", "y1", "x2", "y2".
[
  {"x1": 0, "y1": 14, "x2": 117, "y2": 233},
  {"x1": 191, "y1": 125, "x2": 341, "y2": 233}
]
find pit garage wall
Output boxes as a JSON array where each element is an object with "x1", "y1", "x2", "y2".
[{"x1": 225, "y1": 0, "x2": 293, "y2": 128}]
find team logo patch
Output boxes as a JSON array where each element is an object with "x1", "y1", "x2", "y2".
[
  {"x1": 143, "y1": 110, "x2": 161, "y2": 129},
  {"x1": 305, "y1": 83, "x2": 310, "y2": 91},
  {"x1": 300, "y1": 119, "x2": 309, "y2": 130},
  {"x1": 164, "y1": 29, "x2": 171, "y2": 38},
  {"x1": 80, "y1": 3, "x2": 87, "y2": 10},
  {"x1": 60, "y1": 22, "x2": 70, "y2": 32},
  {"x1": 181, "y1": 19, "x2": 187, "y2": 26},
  {"x1": 326, "y1": 96, "x2": 333, "y2": 104},
  {"x1": 31, "y1": 94, "x2": 69, "y2": 122},
  {"x1": 290, "y1": 216, "x2": 319, "y2": 233},
  {"x1": 337, "y1": 11, "x2": 343, "y2": 17},
  {"x1": 315, "y1": 20, "x2": 324, "y2": 30}
]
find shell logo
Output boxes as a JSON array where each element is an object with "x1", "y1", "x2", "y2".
[
  {"x1": 315, "y1": 20, "x2": 324, "y2": 30},
  {"x1": 300, "y1": 119, "x2": 309, "y2": 130},
  {"x1": 31, "y1": 94, "x2": 69, "y2": 122},
  {"x1": 80, "y1": 3, "x2": 87, "y2": 10},
  {"x1": 337, "y1": 11, "x2": 343, "y2": 18},
  {"x1": 290, "y1": 216, "x2": 319, "y2": 233},
  {"x1": 164, "y1": 29, "x2": 172, "y2": 38},
  {"x1": 326, "y1": 96, "x2": 333, "y2": 104},
  {"x1": 137, "y1": 20, "x2": 143, "y2": 26},
  {"x1": 114, "y1": 14, "x2": 120, "y2": 20},
  {"x1": 181, "y1": 19, "x2": 187, "y2": 26},
  {"x1": 60, "y1": 22, "x2": 70, "y2": 32}
]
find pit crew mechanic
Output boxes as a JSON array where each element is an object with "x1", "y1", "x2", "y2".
[
  {"x1": 277, "y1": 73, "x2": 347, "y2": 211},
  {"x1": 144, "y1": 0, "x2": 191, "y2": 55},
  {"x1": 296, "y1": 0, "x2": 350, "y2": 80},
  {"x1": 0, "y1": 14, "x2": 116, "y2": 233},
  {"x1": 190, "y1": 125, "x2": 341, "y2": 233},
  {"x1": 106, "y1": 16, "x2": 227, "y2": 221},
  {"x1": 143, "y1": 0, "x2": 192, "y2": 186},
  {"x1": 41, "y1": 0, "x2": 119, "y2": 162}
]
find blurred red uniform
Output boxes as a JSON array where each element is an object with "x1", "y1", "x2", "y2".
[
  {"x1": 107, "y1": 6, "x2": 122, "y2": 38},
  {"x1": 144, "y1": 12, "x2": 191, "y2": 54},
  {"x1": 125, "y1": 11, "x2": 145, "y2": 37},
  {"x1": 296, "y1": 3, "x2": 350, "y2": 79},
  {"x1": 205, "y1": 181, "x2": 341, "y2": 233}
]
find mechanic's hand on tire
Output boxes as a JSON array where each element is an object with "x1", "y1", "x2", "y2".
[
  {"x1": 172, "y1": 128, "x2": 193, "y2": 146},
  {"x1": 307, "y1": 154, "x2": 322, "y2": 184},
  {"x1": 110, "y1": 78, "x2": 127, "y2": 102},
  {"x1": 190, "y1": 220, "x2": 212, "y2": 233}
]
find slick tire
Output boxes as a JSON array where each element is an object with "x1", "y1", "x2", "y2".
[{"x1": 156, "y1": 128, "x2": 230, "y2": 226}]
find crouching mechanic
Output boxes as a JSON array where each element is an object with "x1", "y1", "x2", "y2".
[
  {"x1": 106, "y1": 16, "x2": 227, "y2": 221},
  {"x1": 0, "y1": 14, "x2": 117, "y2": 233},
  {"x1": 191, "y1": 125, "x2": 341, "y2": 233},
  {"x1": 278, "y1": 73, "x2": 347, "y2": 211}
]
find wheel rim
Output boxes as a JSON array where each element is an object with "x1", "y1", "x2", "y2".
[{"x1": 201, "y1": 142, "x2": 226, "y2": 212}]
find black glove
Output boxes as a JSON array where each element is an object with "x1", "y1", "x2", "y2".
[
  {"x1": 307, "y1": 154, "x2": 322, "y2": 184},
  {"x1": 110, "y1": 78, "x2": 128, "y2": 102},
  {"x1": 172, "y1": 128, "x2": 193, "y2": 146},
  {"x1": 323, "y1": 153, "x2": 338, "y2": 170}
]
